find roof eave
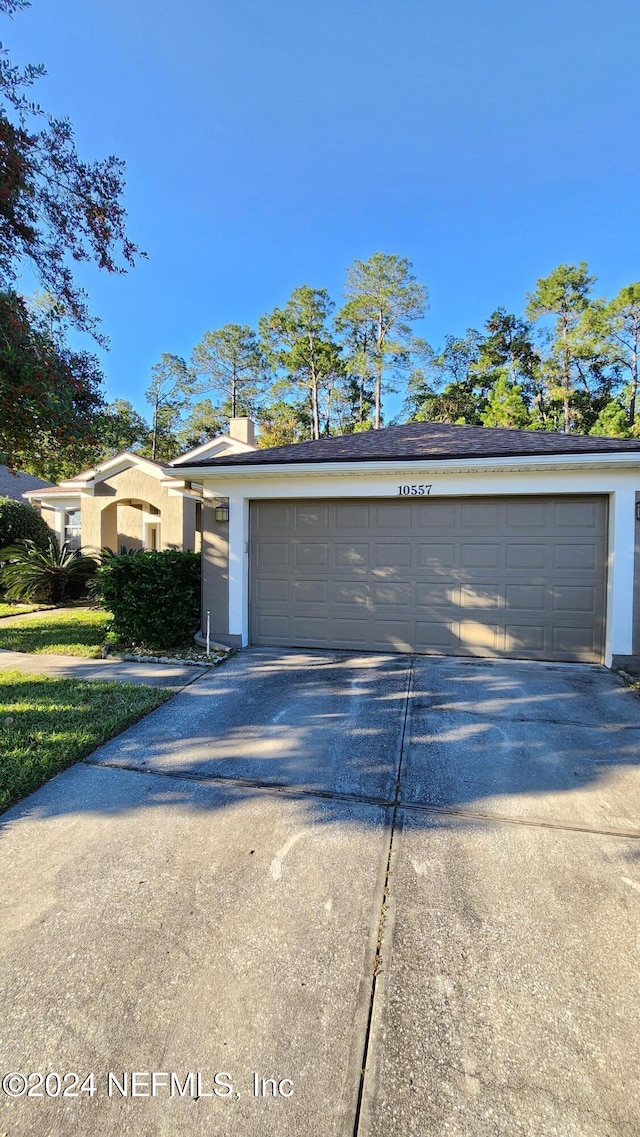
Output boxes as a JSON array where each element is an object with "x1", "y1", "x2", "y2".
[{"x1": 164, "y1": 449, "x2": 640, "y2": 481}]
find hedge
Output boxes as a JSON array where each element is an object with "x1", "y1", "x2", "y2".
[
  {"x1": 0, "y1": 496, "x2": 52, "y2": 551},
  {"x1": 96, "y1": 549, "x2": 201, "y2": 650}
]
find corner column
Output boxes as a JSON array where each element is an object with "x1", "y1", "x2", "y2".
[{"x1": 228, "y1": 493, "x2": 249, "y2": 646}]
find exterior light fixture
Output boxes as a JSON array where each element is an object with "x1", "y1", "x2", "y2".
[{"x1": 214, "y1": 504, "x2": 230, "y2": 524}]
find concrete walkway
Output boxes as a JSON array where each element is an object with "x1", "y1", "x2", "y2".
[
  {"x1": 1, "y1": 649, "x2": 639, "y2": 1137},
  {"x1": 0, "y1": 648, "x2": 209, "y2": 687}
]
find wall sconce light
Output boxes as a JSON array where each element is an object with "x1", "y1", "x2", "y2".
[{"x1": 214, "y1": 504, "x2": 230, "y2": 524}]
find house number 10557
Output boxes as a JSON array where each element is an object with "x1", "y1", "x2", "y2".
[{"x1": 397, "y1": 484, "x2": 432, "y2": 496}]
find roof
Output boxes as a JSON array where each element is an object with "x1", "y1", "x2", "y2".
[
  {"x1": 0, "y1": 465, "x2": 53, "y2": 500},
  {"x1": 183, "y1": 421, "x2": 640, "y2": 467}
]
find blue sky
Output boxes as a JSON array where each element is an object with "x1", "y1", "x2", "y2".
[{"x1": 8, "y1": 0, "x2": 640, "y2": 423}]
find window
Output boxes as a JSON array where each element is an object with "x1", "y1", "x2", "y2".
[{"x1": 64, "y1": 509, "x2": 81, "y2": 550}]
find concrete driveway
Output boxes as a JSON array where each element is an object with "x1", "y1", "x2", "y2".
[{"x1": 1, "y1": 649, "x2": 639, "y2": 1137}]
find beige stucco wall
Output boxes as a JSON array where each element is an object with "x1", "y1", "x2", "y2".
[
  {"x1": 79, "y1": 467, "x2": 196, "y2": 553},
  {"x1": 201, "y1": 499, "x2": 231, "y2": 642}
]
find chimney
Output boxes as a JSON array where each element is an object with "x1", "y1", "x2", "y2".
[{"x1": 228, "y1": 417, "x2": 255, "y2": 447}]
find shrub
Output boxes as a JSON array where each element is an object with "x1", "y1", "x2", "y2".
[
  {"x1": 95, "y1": 549, "x2": 201, "y2": 650},
  {"x1": 0, "y1": 496, "x2": 52, "y2": 551},
  {"x1": 0, "y1": 538, "x2": 98, "y2": 604}
]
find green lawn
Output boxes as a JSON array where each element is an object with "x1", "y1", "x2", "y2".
[
  {"x1": 0, "y1": 601, "x2": 44, "y2": 618},
  {"x1": 0, "y1": 609, "x2": 111, "y2": 657},
  {"x1": 0, "y1": 670, "x2": 170, "y2": 812}
]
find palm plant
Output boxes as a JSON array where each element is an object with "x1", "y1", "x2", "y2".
[{"x1": 0, "y1": 538, "x2": 98, "y2": 605}]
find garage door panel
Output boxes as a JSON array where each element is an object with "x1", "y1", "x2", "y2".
[
  {"x1": 335, "y1": 504, "x2": 369, "y2": 529},
  {"x1": 336, "y1": 543, "x2": 369, "y2": 566},
  {"x1": 294, "y1": 504, "x2": 329, "y2": 529},
  {"x1": 460, "y1": 543, "x2": 502, "y2": 568},
  {"x1": 417, "y1": 543, "x2": 456, "y2": 568},
  {"x1": 416, "y1": 583, "x2": 456, "y2": 607},
  {"x1": 461, "y1": 501, "x2": 502, "y2": 529},
  {"x1": 506, "y1": 542, "x2": 548, "y2": 569},
  {"x1": 552, "y1": 585, "x2": 597, "y2": 613},
  {"x1": 256, "y1": 578, "x2": 289, "y2": 603},
  {"x1": 250, "y1": 496, "x2": 607, "y2": 662},
  {"x1": 553, "y1": 543, "x2": 598, "y2": 570},
  {"x1": 460, "y1": 585, "x2": 503, "y2": 610},
  {"x1": 374, "y1": 582, "x2": 413, "y2": 606},
  {"x1": 412, "y1": 501, "x2": 456, "y2": 528},
  {"x1": 506, "y1": 501, "x2": 547, "y2": 527},
  {"x1": 293, "y1": 579, "x2": 329, "y2": 603},
  {"x1": 505, "y1": 624, "x2": 547, "y2": 653},
  {"x1": 415, "y1": 621, "x2": 458, "y2": 648},
  {"x1": 552, "y1": 626, "x2": 599, "y2": 656},
  {"x1": 506, "y1": 584, "x2": 546, "y2": 611},
  {"x1": 374, "y1": 543, "x2": 412, "y2": 568},
  {"x1": 375, "y1": 503, "x2": 412, "y2": 528}
]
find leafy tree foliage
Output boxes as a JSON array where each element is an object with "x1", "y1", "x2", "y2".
[
  {"x1": 144, "y1": 354, "x2": 194, "y2": 461},
  {"x1": 175, "y1": 399, "x2": 226, "y2": 451},
  {"x1": 0, "y1": 0, "x2": 143, "y2": 335},
  {"x1": 0, "y1": 290, "x2": 103, "y2": 476},
  {"x1": 0, "y1": 0, "x2": 142, "y2": 474},
  {"x1": 338, "y1": 253, "x2": 428, "y2": 429},
  {"x1": 94, "y1": 399, "x2": 150, "y2": 460},
  {"x1": 191, "y1": 324, "x2": 264, "y2": 420},
  {"x1": 259, "y1": 286, "x2": 342, "y2": 440}
]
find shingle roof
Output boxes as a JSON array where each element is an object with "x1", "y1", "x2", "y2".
[
  {"x1": 0, "y1": 465, "x2": 53, "y2": 500},
  {"x1": 185, "y1": 421, "x2": 640, "y2": 467}
]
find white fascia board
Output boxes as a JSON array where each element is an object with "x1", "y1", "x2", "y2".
[
  {"x1": 171, "y1": 436, "x2": 256, "y2": 464},
  {"x1": 168, "y1": 450, "x2": 640, "y2": 484},
  {"x1": 22, "y1": 489, "x2": 84, "y2": 503},
  {"x1": 92, "y1": 452, "x2": 166, "y2": 483}
]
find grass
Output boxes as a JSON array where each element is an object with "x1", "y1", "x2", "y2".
[
  {"x1": 0, "y1": 669, "x2": 171, "y2": 812},
  {"x1": 0, "y1": 601, "x2": 44, "y2": 618},
  {"x1": 0, "y1": 609, "x2": 111, "y2": 658}
]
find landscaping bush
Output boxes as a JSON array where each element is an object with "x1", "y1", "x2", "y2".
[
  {"x1": 0, "y1": 496, "x2": 53, "y2": 551},
  {"x1": 0, "y1": 538, "x2": 98, "y2": 604},
  {"x1": 95, "y1": 549, "x2": 201, "y2": 650}
]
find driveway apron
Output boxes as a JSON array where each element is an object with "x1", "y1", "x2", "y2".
[{"x1": 1, "y1": 649, "x2": 640, "y2": 1136}]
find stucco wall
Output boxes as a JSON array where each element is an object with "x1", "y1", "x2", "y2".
[
  {"x1": 200, "y1": 499, "x2": 230, "y2": 643},
  {"x1": 80, "y1": 467, "x2": 195, "y2": 552}
]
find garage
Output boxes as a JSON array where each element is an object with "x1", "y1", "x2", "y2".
[{"x1": 249, "y1": 495, "x2": 608, "y2": 662}]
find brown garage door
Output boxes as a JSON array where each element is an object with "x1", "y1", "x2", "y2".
[{"x1": 249, "y1": 496, "x2": 608, "y2": 662}]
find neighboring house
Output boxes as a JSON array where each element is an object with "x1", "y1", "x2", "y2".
[
  {"x1": 0, "y1": 465, "x2": 52, "y2": 502},
  {"x1": 24, "y1": 418, "x2": 256, "y2": 554},
  {"x1": 170, "y1": 420, "x2": 640, "y2": 669}
]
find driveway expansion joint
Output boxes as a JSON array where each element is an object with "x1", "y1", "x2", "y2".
[{"x1": 82, "y1": 756, "x2": 640, "y2": 841}]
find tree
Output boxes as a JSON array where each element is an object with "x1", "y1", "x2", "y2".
[
  {"x1": 334, "y1": 308, "x2": 376, "y2": 430},
  {"x1": 0, "y1": 290, "x2": 104, "y2": 477},
  {"x1": 595, "y1": 284, "x2": 640, "y2": 427},
  {"x1": 256, "y1": 398, "x2": 310, "y2": 448},
  {"x1": 0, "y1": 0, "x2": 143, "y2": 473},
  {"x1": 190, "y1": 324, "x2": 264, "y2": 420},
  {"x1": 339, "y1": 253, "x2": 428, "y2": 429},
  {"x1": 0, "y1": 0, "x2": 143, "y2": 336},
  {"x1": 175, "y1": 399, "x2": 226, "y2": 452},
  {"x1": 94, "y1": 399, "x2": 150, "y2": 459},
  {"x1": 259, "y1": 286, "x2": 342, "y2": 441},
  {"x1": 525, "y1": 263, "x2": 597, "y2": 432},
  {"x1": 144, "y1": 354, "x2": 193, "y2": 461},
  {"x1": 588, "y1": 399, "x2": 633, "y2": 438},
  {"x1": 403, "y1": 331, "x2": 485, "y2": 424},
  {"x1": 480, "y1": 374, "x2": 531, "y2": 428}
]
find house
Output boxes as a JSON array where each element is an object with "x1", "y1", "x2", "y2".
[
  {"x1": 169, "y1": 420, "x2": 640, "y2": 670},
  {"x1": 0, "y1": 465, "x2": 52, "y2": 502},
  {"x1": 24, "y1": 418, "x2": 256, "y2": 554}
]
